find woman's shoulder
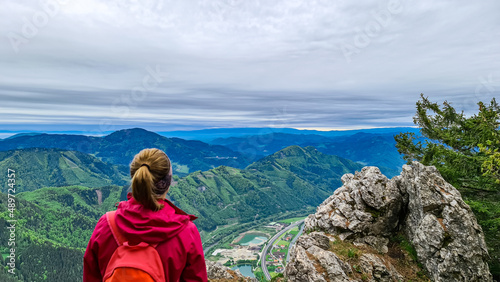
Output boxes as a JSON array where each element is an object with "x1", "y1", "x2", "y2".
[
  {"x1": 97, "y1": 213, "x2": 109, "y2": 227},
  {"x1": 178, "y1": 221, "x2": 202, "y2": 242},
  {"x1": 89, "y1": 213, "x2": 112, "y2": 240},
  {"x1": 183, "y1": 220, "x2": 199, "y2": 232}
]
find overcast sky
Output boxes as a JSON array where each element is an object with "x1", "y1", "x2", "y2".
[{"x1": 1, "y1": 0, "x2": 499, "y2": 135}]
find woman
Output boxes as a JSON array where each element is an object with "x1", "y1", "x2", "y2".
[{"x1": 83, "y1": 148, "x2": 207, "y2": 281}]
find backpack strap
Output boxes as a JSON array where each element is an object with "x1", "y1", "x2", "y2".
[
  {"x1": 106, "y1": 211, "x2": 159, "y2": 248},
  {"x1": 106, "y1": 211, "x2": 127, "y2": 246}
]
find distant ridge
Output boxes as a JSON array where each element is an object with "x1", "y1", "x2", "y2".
[
  {"x1": 0, "y1": 127, "x2": 419, "y2": 141},
  {"x1": 0, "y1": 128, "x2": 250, "y2": 176},
  {"x1": 208, "y1": 130, "x2": 419, "y2": 176},
  {"x1": 4, "y1": 132, "x2": 43, "y2": 140},
  {"x1": 0, "y1": 127, "x2": 417, "y2": 177},
  {"x1": 158, "y1": 127, "x2": 420, "y2": 141}
]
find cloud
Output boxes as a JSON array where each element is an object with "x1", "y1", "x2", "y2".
[{"x1": 0, "y1": 0, "x2": 499, "y2": 132}]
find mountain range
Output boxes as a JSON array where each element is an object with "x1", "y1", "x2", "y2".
[
  {"x1": 0, "y1": 128, "x2": 251, "y2": 177},
  {"x1": 209, "y1": 131, "x2": 408, "y2": 177},
  {"x1": 0, "y1": 127, "x2": 417, "y2": 178},
  {"x1": 0, "y1": 127, "x2": 414, "y2": 281},
  {"x1": 0, "y1": 144, "x2": 362, "y2": 281},
  {"x1": 158, "y1": 126, "x2": 420, "y2": 142}
]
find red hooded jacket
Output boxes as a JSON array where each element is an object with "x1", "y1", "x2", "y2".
[{"x1": 83, "y1": 193, "x2": 208, "y2": 282}]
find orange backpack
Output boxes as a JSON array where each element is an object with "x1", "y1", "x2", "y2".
[{"x1": 103, "y1": 211, "x2": 166, "y2": 282}]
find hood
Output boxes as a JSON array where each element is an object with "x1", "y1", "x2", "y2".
[{"x1": 114, "y1": 193, "x2": 197, "y2": 244}]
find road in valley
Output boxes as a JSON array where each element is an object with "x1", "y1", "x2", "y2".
[{"x1": 261, "y1": 220, "x2": 304, "y2": 280}]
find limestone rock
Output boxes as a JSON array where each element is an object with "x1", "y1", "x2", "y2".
[
  {"x1": 286, "y1": 162, "x2": 493, "y2": 282},
  {"x1": 296, "y1": 231, "x2": 332, "y2": 251},
  {"x1": 304, "y1": 166, "x2": 403, "y2": 253},
  {"x1": 286, "y1": 234, "x2": 402, "y2": 282},
  {"x1": 359, "y1": 254, "x2": 403, "y2": 282},
  {"x1": 401, "y1": 162, "x2": 492, "y2": 281},
  {"x1": 285, "y1": 236, "x2": 352, "y2": 282}
]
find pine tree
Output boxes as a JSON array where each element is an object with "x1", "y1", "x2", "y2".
[
  {"x1": 395, "y1": 94, "x2": 500, "y2": 278},
  {"x1": 395, "y1": 93, "x2": 500, "y2": 191}
]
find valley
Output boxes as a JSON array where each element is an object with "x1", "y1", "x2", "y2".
[
  {"x1": 6, "y1": 127, "x2": 495, "y2": 281},
  {"x1": 204, "y1": 215, "x2": 307, "y2": 280}
]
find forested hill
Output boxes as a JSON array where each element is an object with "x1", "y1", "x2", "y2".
[
  {"x1": 0, "y1": 128, "x2": 250, "y2": 176},
  {"x1": 316, "y1": 132, "x2": 403, "y2": 175},
  {"x1": 0, "y1": 148, "x2": 128, "y2": 192},
  {"x1": 0, "y1": 145, "x2": 366, "y2": 234},
  {"x1": 0, "y1": 185, "x2": 125, "y2": 282},
  {"x1": 209, "y1": 131, "x2": 414, "y2": 177},
  {"x1": 167, "y1": 145, "x2": 364, "y2": 231},
  {"x1": 0, "y1": 144, "x2": 366, "y2": 231},
  {"x1": 0, "y1": 145, "x2": 364, "y2": 281},
  {"x1": 247, "y1": 145, "x2": 362, "y2": 192}
]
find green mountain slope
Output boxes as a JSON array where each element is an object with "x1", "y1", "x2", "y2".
[
  {"x1": 0, "y1": 148, "x2": 128, "y2": 192},
  {"x1": 0, "y1": 145, "x2": 363, "y2": 233},
  {"x1": 0, "y1": 128, "x2": 250, "y2": 176},
  {"x1": 247, "y1": 145, "x2": 363, "y2": 192},
  {"x1": 316, "y1": 132, "x2": 403, "y2": 173},
  {"x1": 0, "y1": 146, "x2": 362, "y2": 281},
  {"x1": 0, "y1": 185, "x2": 125, "y2": 282},
  {"x1": 167, "y1": 146, "x2": 363, "y2": 231},
  {"x1": 210, "y1": 132, "x2": 405, "y2": 177}
]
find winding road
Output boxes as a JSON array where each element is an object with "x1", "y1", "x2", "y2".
[{"x1": 260, "y1": 220, "x2": 304, "y2": 280}]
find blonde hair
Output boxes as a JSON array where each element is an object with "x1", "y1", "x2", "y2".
[{"x1": 130, "y1": 148, "x2": 172, "y2": 211}]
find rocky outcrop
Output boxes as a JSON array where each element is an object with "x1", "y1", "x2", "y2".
[
  {"x1": 206, "y1": 261, "x2": 258, "y2": 282},
  {"x1": 286, "y1": 162, "x2": 492, "y2": 282},
  {"x1": 400, "y1": 164, "x2": 491, "y2": 281}
]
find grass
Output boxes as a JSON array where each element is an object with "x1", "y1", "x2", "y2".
[
  {"x1": 206, "y1": 256, "x2": 220, "y2": 262},
  {"x1": 462, "y1": 189, "x2": 500, "y2": 279},
  {"x1": 330, "y1": 238, "x2": 360, "y2": 263},
  {"x1": 221, "y1": 241, "x2": 234, "y2": 249},
  {"x1": 347, "y1": 248, "x2": 359, "y2": 259},
  {"x1": 276, "y1": 240, "x2": 289, "y2": 247},
  {"x1": 253, "y1": 267, "x2": 266, "y2": 281},
  {"x1": 270, "y1": 271, "x2": 281, "y2": 279},
  {"x1": 327, "y1": 235, "x2": 429, "y2": 281},
  {"x1": 390, "y1": 233, "x2": 418, "y2": 261},
  {"x1": 278, "y1": 216, "x2": 308, "y2": 224}
]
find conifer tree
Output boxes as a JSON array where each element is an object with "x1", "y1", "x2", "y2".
[
  {"x1": 395, "y1": 94, "x2": 500, "y2": 278},
  {"x1": 395, "y1": 93, "x2": 500, "y2": 191}
]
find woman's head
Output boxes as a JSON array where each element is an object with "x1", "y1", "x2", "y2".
[{"x1": 130, "y1": 148, "x2": 172, "y2": 211}]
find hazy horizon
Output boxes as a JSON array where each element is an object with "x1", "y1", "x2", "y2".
[{"x1": 0, "y1": 125, "x2": 420, "y2": 140}]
